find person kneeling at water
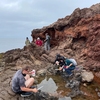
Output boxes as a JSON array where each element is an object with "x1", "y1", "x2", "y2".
[
  {"x1": 59, "y1": 59, "x2": 76, "y2": 75},
  {"x1": 11, "y1": 66, "x2": 38, "y2": 97}
]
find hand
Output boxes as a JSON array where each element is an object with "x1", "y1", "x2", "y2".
[
  {"x1": 29, "y1": 71, "x2": 33, "y2": 74},
  {"x1": 56, "y1": 61, "x2": 59, "y2": 65},
  {"x1": 66, "y1": 66, "x2": 69, "y2": 69},
  {"x1": 59, "y1": 67, "x2": 62, "y2": 70},
  {"x1": 29, "y1": 70, "x2": 35, "y2": 74},
  {"x1": 32, "y1": 88, "x2": 38, "y2": 93}
]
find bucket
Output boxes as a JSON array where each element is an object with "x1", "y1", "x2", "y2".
[{"x1": 31, "y1": 69, "x2": 35, "y2": 76}]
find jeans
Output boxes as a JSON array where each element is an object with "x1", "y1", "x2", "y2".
[
  {"x1": 44, "y1": 42, "x2": 50, "y2": 51},
  {"x1": 65, "y1": 67, "x2": 75, "y2": 75}
]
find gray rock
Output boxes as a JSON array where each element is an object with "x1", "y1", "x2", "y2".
[
  {"x1": 58, "y1": 96, "x2": 71, "y2": 100},
  {"x1": 81, "y1": 70, "x2": 94, "y2": 82}
]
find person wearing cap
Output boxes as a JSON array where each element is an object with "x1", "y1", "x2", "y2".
[{"x1": 35, "y1": 37, "x2": 43, "y2": 46}]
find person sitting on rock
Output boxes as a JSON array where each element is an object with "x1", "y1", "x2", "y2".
[
  {"x1": 35, "y1": 37, "x2": 43, "y2": 46},
  {"x1": 11, "y1": 66, "x2": 38, "y2": 97}
]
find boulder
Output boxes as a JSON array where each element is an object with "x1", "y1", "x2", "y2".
[{"x1": 81, "y1": 70, "x2": 94, "y2": 82}]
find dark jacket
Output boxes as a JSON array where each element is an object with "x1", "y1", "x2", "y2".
[{"x1": 54, "y1": 54, "x2": 66, "y2": 67}]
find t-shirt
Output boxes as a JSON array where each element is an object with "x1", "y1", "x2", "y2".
[
  {"x1": 64, "y1": 59, "x2": 75, "y2": 70},
  {"x1": 12, "y1": 70, "x2": 26, "y2": 93}
]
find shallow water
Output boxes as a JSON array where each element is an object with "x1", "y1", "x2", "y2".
[
  {"x1": 37, "y1": 77, "x2": 58, "y2": 93},
  {"x1": 36, "y1": 75, "x2": 100, "y2": 100}
]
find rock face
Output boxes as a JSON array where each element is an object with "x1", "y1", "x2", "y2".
[
  {"x1": 0, "y1": 3, "x2": 100, "y2": 100},
  {"x1": 81, "y1": 70, "x2": 94, "y2": 82},
  {"x1": 31, "y1": 3, "x2": 100, "y2": 71}
]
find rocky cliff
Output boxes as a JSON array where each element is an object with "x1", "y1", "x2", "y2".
[
  {"x1": 31, "y1": 3, "x2": 100, "y2": 71},
  {"x1": 0, "y1": 3, "x2": 100, "y2": 100}
]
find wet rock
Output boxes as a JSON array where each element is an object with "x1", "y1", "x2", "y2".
[
  {"x1": 28, "y1": 91, "x2": 58, "y2": 100},
  {"x1": 97, "y1": 92, "x2": 100, "y2": 97},
  {"x1": 58, "y1": 96, "x2": 71, "y2": 100}
]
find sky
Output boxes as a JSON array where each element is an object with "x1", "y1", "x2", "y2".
[{"x1": 0, "y1": 0, "x2": 100, "y2": 53}]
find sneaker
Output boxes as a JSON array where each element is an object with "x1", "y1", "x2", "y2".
[{"x1": 21, "y1": 92, "x2": 32, "y2": 97}]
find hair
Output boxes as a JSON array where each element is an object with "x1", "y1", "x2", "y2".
[
  {"x1": 56, "y1": 54, "x2": 65, "y2": 61},
  {"x1": 22, "y1": 66, "x2": 30, "y2": 71},
  {"x1": 37, "y1": 37, "x2": 40, "y2": 40},
  {"x1": 26, "y1": 37, "x2": 28, "y2": 39}
]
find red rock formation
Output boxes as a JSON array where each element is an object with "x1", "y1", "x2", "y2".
[{"x1": 31, "y1": 3, "x2": 100, "y2": 71}]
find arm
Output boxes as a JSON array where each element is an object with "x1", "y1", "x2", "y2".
[
  {"x1": 44, "y1": 39, "x2": 47, "y2": 43},
  {"x1": 59, "y1": 67, "x2": 63, "y2": 70},
  {"x1": 66, "y1": 63, "x2": 73, "y2": 69},
  {"x1": 21, "y1": 87, "x2": 38, "y2": 93}
]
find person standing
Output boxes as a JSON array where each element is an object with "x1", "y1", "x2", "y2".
[
  {"x1": 11, "y1": 66, "x2": 38, "y2": 97},
  {"x1": 44, "y1": 33, "x2": 51, "y2": 51},
  {"x1": 25, "y1": 37, "x2": 31, "y2": 47}
]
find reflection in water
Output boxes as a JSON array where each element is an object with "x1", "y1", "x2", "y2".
[
  {"x1": 37, "y1": 77, "x2": 58, "y2": 93},
  {"x1": 37, "y1": 75, "x2": 100, "y2": 100},
  {"x1": 37, "y1": 77, "x2": 72, "y2": 100},
  {"x1": 59, "y1": 96, "x2": 71, "y2": 100}
]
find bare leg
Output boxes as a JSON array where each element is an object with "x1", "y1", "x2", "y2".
[
  {"x1": 25, "y1": 74, "x2": 30, "y2": 80},
  {"x1": 25, "y1": 74, "x2": 34, "y2": 88}
]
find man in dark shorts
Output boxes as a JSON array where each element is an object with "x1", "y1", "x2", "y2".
[{"x1": 11, "y1": 66, "x2": 38, "y2": 97}]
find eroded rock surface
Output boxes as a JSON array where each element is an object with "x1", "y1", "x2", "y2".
[
  {"x1": 31, "y1": 3, "x2": 100, "y2": 71},
  {"x1": 0, "y1": 3, "x2": 100, "y2": 100}
]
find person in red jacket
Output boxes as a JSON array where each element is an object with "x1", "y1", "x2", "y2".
[{"x1": 35, "y1": 37, "x2": 43, "y2": 46}]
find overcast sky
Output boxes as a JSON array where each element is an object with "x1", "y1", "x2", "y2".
[{"x1": 0, "y1": 0, "x2": 100, "y2": 52}]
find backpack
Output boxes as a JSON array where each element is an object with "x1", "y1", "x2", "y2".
[{"x1": 68, "y1": 59, "x2": 77, "y2": 66}]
